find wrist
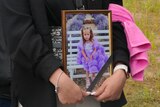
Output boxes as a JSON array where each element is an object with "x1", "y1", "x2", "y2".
[
  {"x1": 49, "y1": 68, "x2": 63, "y2": 85},
  {"x1": 55, "y1": 71, "x2": 63, "y2": 93},
  {"x1": 114, "y1": 69, "x2": 128, "y2": 80},
  {"x1": 113, "y1": 64, "x2": 129, "y2": 79}
]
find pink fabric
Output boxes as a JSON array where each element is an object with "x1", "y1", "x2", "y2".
[{"x1": 109, "y1": 4, "x2": 151, "y2": 81}]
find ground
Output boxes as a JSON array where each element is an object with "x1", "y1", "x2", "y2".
[{"x1": 123, "y1": 0, "x2": 160, "y2": 107}]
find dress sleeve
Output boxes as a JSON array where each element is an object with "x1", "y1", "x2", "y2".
[
  {"x1": 2, "y1": 0, "x2": 62, "y2": 81},
  {"x1": 112, "y1": 22, "x2": 130, "y2": 72}
]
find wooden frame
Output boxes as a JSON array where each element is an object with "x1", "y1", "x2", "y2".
[{"x1": 61, "y1": 10, "x2": 112, "y2": 91}]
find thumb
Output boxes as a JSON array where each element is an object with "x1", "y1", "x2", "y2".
[{"x1": 82, "y1": 90, "x2": 91, "y2": 97}]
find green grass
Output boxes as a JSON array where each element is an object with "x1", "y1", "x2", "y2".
[{"x1": 123, "y1": 0, "x2": 160, "y2": 107}]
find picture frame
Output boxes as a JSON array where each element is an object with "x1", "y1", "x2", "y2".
[{"x1": 61, "y1": 10, "x2": 112, "y2": 92}]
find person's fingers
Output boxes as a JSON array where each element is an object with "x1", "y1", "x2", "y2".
[
  {"x1": 97, "y1": 93, "x2": 120, "y2": 102},
  {"x1": 82, "y1": 90, "x2": 91, "y2": 97},
  {"x1": 92, "y1": 83, "x2": 106, "y2": 96},
  {"x1": 95, "y1": 88, "x2": 110, "y2": 101},
  {"x1": 86, "y1": 91, "x2": 91, "y2": 95},
  {"x1": 56, "y1": 77, "x2": 85, "y2": 105},
  {"x1": 77, "y1": 93, "x2": 85, "y2": 104},
  {"x1": 96, "y1": 81, "x2": 123, "y2": 101},
  {"x1": 74, "y1": 96, "x2": 83, "y2": 104}
]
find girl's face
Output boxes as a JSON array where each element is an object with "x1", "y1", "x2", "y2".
[{"x1": 83, "y1": 29, "x2": 91, "y2": 41}]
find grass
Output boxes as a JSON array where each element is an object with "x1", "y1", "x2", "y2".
[{"x1": 123, "y1": 0, "x2": 160, "y2": 107}]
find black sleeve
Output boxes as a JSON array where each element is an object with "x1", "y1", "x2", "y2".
[
  {"x1": 112, "y1": 22, "x2": 130, "y2": 72},
  {"x1": 2, "y1": 0, "x2": 62, "y2": 81},
  {"x1": 109, "y1": 0, "x2": 123, "y2": 6}
]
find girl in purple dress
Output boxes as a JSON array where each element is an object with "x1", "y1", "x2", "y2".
[{"x1": 77, "y1": 27, "x2": 108, "y2": 88}]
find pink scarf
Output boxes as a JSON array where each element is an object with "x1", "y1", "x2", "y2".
[{"x1": 109, "y1": 4, "x2": 151, "y2": 81}]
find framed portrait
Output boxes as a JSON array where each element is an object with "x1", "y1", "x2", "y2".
[{"x1": 61, "y1": 10, "x2": 112, "y2": 92}]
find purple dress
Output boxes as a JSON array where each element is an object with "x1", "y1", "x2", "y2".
[{"x1": 77, "y1": 39, "x2": 108, "y2": 73}]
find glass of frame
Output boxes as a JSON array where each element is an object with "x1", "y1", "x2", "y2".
[{"x1": 62, "y1": 10, "x2": 112, "y2": 92}]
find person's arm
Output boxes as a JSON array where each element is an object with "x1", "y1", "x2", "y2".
[
  {"x1": 2, "y1": 0, "x2": 88, "y2": 104},
  {"x1": 2, "y1": 0, "x2": 61, "y2": 81},
  {"x1": 81, "y1": 49, "x2": 88, "y2": 60},
  {"x1": 90, "y1": 48, "x2": 96, "y2": 60},
  {"x1": 112, "y1": 22, "x2": 130, "y2": 71},
  {"x1": 49, "y1": 68, "x2": 89, "y2": 104},
  {"x1": 93, "y1": 22, "x2": 130, "y2": 101},
  {"x1": 109, "y1": 0, "x2": 123, "y2": 6},
  {"x1": 90, "y1": 39, "x2": 99, "y2": 59}
]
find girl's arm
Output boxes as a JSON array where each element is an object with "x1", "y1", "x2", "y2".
[
  {"x1": 94, "y1": 22, "x2": 130, "y2": 102},
  {"x1": 90, "y1": 48, "x2": 97, "y2": 60},
  {"x1": 81, "y1": 49, "x2": 88, "y2": 60}
]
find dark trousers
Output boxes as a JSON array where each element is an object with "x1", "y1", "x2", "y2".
[{"x1": 0, "y1": 98, "x2": 11, "y2": 107}]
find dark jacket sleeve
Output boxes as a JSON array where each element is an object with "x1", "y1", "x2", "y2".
[
  {"x1": 112, "y1": 22, "x2": 130, "y2": 72},
  {"x1": 2, "y1": 0, "x2": 62, "y2": 81}
]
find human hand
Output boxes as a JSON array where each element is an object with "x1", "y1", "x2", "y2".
[
  {"x1": 92, "y1": 69, "x2": 127, "y2": 102},
  {"x1": 85, "y1": 57, "x2": 89, "y2": 61},
  {"x1": 50, "y1": 69, "x2": 89, "y2": 104},
  {"x1": 57, "y1": 73, "x2": 90, "y2": 104},
  {"x1": 90, "y1": 55, "x2": 93, "y2": 60}
]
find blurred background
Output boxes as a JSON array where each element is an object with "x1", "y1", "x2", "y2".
[{"x1": 123, "y1": 0, "x2": 160, "y2": 107}]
